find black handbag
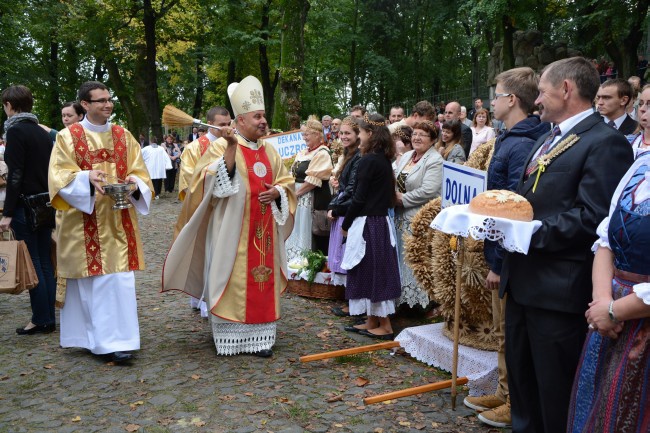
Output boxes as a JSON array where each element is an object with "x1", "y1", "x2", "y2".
[{"x1": 21, "y1": 193, "x2": 55, "y2": 232}]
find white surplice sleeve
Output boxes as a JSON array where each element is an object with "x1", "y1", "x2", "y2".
[{"x1": 57, "y1": 171, "x2": 96, "y2": 215}]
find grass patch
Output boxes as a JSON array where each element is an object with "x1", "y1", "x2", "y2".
[
  {"x1": 286, "y1": 404, "x2": 310, "y2": 423},
  {"x1": 181, "y1": 401, "x2": 198, "y2": 412}
]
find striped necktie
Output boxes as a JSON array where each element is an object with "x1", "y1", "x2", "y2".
[{"x1": 525, "y1": 125, "x2": 561, "y2": 177}]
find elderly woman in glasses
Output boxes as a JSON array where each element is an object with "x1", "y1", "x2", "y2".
[
  {"x1": 286, "y1": 116, "x2": 333, "y2": 262},
  {"x1": 393, "y1": 121, "x2": 443, "y2": 309}
]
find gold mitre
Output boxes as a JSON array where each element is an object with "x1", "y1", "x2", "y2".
[{"x1": 227, "y1": 76, "x2": 265, "y2": 117}]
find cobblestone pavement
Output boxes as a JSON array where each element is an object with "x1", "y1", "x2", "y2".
[{"x1": 0, "y1": 193, "x2": 506, "y2": 433}]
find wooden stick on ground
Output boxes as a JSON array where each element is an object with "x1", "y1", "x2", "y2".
[
  {"x1": 451, "y1": 237, "x2": 465, "y2": 410},
  {"x1": 364, "y1": 377, "x2": 469, "y2": 405},
  {"x1": 300, "y1": 341, "x2": 400, "y2": 363}
]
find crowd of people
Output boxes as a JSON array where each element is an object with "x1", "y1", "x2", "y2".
[{"x1": 3, "y1": 54, "x2": 650, "y2": 433}]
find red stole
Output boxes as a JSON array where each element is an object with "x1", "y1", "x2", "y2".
[
  {"x1": 198, "y1": 135, "x2": 210, "y2": 156},
  {"x1": 68, "y1": 123, "x2": 140, "y2": 276},
  {"x1": 241, "y1": 146, "x2": 276, "y2": 323}
]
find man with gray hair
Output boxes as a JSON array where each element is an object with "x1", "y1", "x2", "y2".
[
  {"x1": 460, "y1": 106, "x2": 472, "y2": 126},
  {"x1": 322, "y1": 115, "x2": 332, "y2": 136},
  {"x1": 500, "y1": 57, "x2": 633, "y2": 433}
]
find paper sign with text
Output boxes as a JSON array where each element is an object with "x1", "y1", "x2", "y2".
[
  {"x1": 441, "y1": 161, "x2": 487, "y2": 208},
  {"x1": 264, "y1": 129, "x2": 306, "y2": 159}
]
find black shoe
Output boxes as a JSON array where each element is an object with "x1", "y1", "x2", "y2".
[
  {"x1": 358, "y1": 329, "x2": 394, "y2": 340},
  {"x1": 344, "y1": 325, "x2": 363, "y2": 333},
  {"x1": 103, "y1": 351, "x2": 134, "y2": 363},
  {"x1": 16, "y1": 323, "x2": 55, "y2": 335},
  {"x1": 250, "y1": 349, "x2": 273, "y2": 358},
  {"x1": 331, "y1": 306, "x2": 350, "y2": 317}
]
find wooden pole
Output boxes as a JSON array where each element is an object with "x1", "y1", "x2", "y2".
[
  {"x1": 300, "y1": 341, "x2": 400, "y2": 363},
  {"x1": 364, "y1": 377, "x2": 469, "y2": 405},
  {"x1": 451, "y1": 237, "x2": 465, "y2": 410}
]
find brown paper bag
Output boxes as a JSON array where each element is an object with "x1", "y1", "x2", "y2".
[
  {"x1": 0, "y1": 238, "x2": 20, "y2": 294},
  {"x1": 18, "y1": 241, "x2": 38, "y2": 292},
  {"x1": 0, "y1": 231, "x2": 39, "y2": 295}
]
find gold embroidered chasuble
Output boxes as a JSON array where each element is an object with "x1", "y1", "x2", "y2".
[
  {"x1": 49, "y1": 123, "x2": 153, "y2": 279},
  {"x1": 163, "y1": 136, "x2": 296, "y2": 323}
]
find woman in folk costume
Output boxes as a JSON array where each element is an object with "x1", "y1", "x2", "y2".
[
  {"x1": 341, "y1": 113, "x2": 401, "y2": 339},
  {"x1": 162, "y1": 76, "x2": 296, "y2": 358},
  {"x1": 567, "y1": 139, "x2": 650, "y2": 430},
  {"x1": 285, "y1": 116, "x2": 333, "y2": 261},
  {"x1": 49, "y1": 81, "x2": 153, "y2": 364}
]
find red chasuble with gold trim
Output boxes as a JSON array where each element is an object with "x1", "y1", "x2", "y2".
[{"x1": 241, "y1": 146, "x2": 276, "y2": 323}]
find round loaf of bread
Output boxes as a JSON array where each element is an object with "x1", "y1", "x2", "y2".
[{"x1": 468, "y1": 190, "x2": 533, "y2": 222}]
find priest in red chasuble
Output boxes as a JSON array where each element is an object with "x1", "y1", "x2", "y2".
[
  {"x1": 163, "y1": 76, "x2": 296, "y2": 357},
  {"x1": 49, "y1": 81, "x2": 153, "y2": 364}
]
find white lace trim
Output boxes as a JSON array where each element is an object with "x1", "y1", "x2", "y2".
[
  {"x1": 395, "y1": 323, "x2": 498, "y2": 396},
  {"x1": 633, "y1": 283, "x2": 650, "y2": 305},
  {"x1": 396, "y1": 214, "x2": 430, "y2": 309},
  {"x1": 210, "y1": 318, "x2": 276, "y2": 355},
  {"x1": 398, "y1": 282, "x2": 431, "y2": 309},
  {"x1": 430, "y1": 204, "x2": 542, "y2": 254},
  {"x1": 271, "y1": 185, "x2": 289, "y2": 226},
  {"x1": 212, "y1": 158, "x2": 240, "y2": 198},
  {"x1": 349, "y1": 299, "x2": 396, "y2": 317},
  {"x1": 285, "y1": 184, "x2": 312, "y2": 263}
]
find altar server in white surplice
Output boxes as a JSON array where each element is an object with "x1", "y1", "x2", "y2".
[{"x1": 141, "y1": 140, "x2": 171, "y2": 199}]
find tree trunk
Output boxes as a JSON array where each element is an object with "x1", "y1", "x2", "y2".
[
  {"x1": 259, "y1": 0, "x2": 278, "y2": 125},
  {"x1": 272, "y1": 0, "x2": 310, "y2": 130},
  {"x1": 192, "y1": 50, "x2": 205, "y2": 118},
  {"x1": 502, "y1": 15, "x2": 515, "y2": 71},
  {"x1": 142, "y1": 0, "x2": 163, "y2": 140},
  {"x1": 349, "y1": 0, "x2": 359, "y2": 106},
  {"x1": 604, "y1": 0, "x2": 649, "y2": 79},
  {"x1": 47, "y1": 38, "x2": 59, "y2": 128},
  {"x1": 105, "y1": 58, "x2": 147, "y2": 136}
]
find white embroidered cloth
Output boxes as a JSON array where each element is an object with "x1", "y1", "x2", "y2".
[
  {"x1": 395, "y1": 323, "x2": 497, "y2": 396},
  {"x1": 287, "y1": 269, "x2": 341, "y2": 286},
  {"x1": 430, "y1": 205, "x2": 542, "y2": 254}
]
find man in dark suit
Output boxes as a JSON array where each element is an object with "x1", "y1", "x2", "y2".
[
  {"x1": 596, "y1": 78, "x2": 638, "y2": 135},
  {"x1": 444, "y1": 101, "x2": 473, "y2": 157},
  {"x1": 500, "y1": 57, "x2": 633, "y2": 433},
  {"x1": 187, "y1": 126, "x2": 199, "y2": 143}
]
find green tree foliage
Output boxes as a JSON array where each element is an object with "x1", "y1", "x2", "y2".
[{"x1": 1, "y1": 0, "x2": 647, "y2": 135}]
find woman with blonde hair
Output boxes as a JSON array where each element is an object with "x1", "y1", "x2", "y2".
[
  {"x1": 286, "y1": 116, "x2": 333, "y2": 261},
  {"x1": 469, "y1": 108, "x2": 495, "y2": 155}
]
